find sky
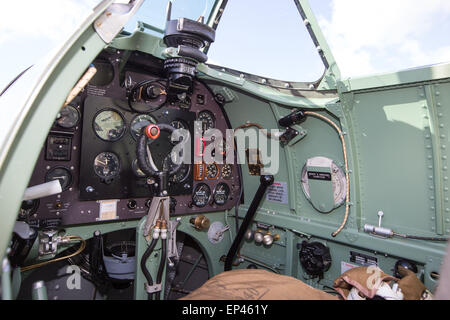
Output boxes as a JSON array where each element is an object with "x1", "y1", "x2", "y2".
[{"x1": 1, "y1": 0, "x2": 450, "y2": 90}]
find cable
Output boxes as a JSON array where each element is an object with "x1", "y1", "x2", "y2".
[
  {"x1": 21, "y1": 236, "x2": 86, "y2": 272},
  {"x1": 140, "y1": 237, "x2": 158, "y2": 288},
  {"x1": 303, "y1": 111, "x2": 350, "y2": 238},
  {"x1": 155, "y1": 238, "x2": 167, "y2": 300},
  {"x1": 393, "y1": 232, "x2": 448, "y2": 242}
]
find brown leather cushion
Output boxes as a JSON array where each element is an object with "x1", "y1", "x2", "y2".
[
  {"x1": 181, "y1": 269, "x2": 339, "y2": 300},
  {"x1": 333, "y1": 266, "x2": 398, "y2": 299}
]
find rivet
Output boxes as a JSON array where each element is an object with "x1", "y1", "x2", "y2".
[
  {"x1": 426, "y1": 134, "x2": 431, "y2": 139},
  {"x1": 439, "y1": 113, "x2": 444, "y2": 117},
  {"x1": 440, "y1": 124, "x2": 445, "y2": 128},
  {"x1": 447, "y1": 208, "x2": 450, "y2": 212},
  {"x1": 446, "y1": 218, "x2": 450, "y2": 223},
  {"x1": 430, "y1": 196, "x2": 435, "y2": 200},
  {"x1": 432, "y1": 217, "x2": 435, "y2": 220},
  {"x1": 436, "y1": 91, "x2": 441, "y2": 96},
  {"x1": 444, "y1": 166, "x2": 448, "y2": 171},
  {"x1": 437, "y1": 103, "x2": 442, "y2": 107},
  {"x1": 431, "y1": 206, "x2": 435, "y2": 210},
  {"x1": 430, "y1": 186, "x2": 434, "y2": 190},
  {"x1": 441, "y1": 135, "x2": 446, "y2": 139},
  {"x1": 443, "y1": 156, "x2": 448, "y2": 160}
]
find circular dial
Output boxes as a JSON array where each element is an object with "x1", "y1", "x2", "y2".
[
  {"x1": 93, "y1": 109, "x2": 126, "y2": 141},
  {"x1": 205, "y1": 163, "x2": 219, "y2": 179},
  {"x1": 45, "y1": 166, "x2": 72, "y2": 191},
  {"x1": 197, "y1": 110, "x2": 216, "y2": 132},
  {"x1": 213, "y1": 183, "x2": 230, "y2": 205},
  {"x1": 301, "y1": 157, "x2": 346, "y2": 211},
  {"x1": 131, "y1": 159, "x2": 146, "y2": 178},
  {"x1": 94, "y1": 152, "x2": 120, "y2": 180},
  {"x1": 163, "y1": 155, "x2": 191, "y2": 183},
  {"x1": 130, "y1": 114, "x2": 157, "y2": 140},
  {"x1": 56, "y1": 105, "x2": 79, "y2": 128},
  {"x1": 221, "y1": 164, "x2": 233, "y2": 179},
  {"x1": 192, "y1": 183, "x2": 211, "y2": 207}
]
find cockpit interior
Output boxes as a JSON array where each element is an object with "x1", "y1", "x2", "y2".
[{"x1": 1, "y1": 0, "x2": 450, "y2": 303}]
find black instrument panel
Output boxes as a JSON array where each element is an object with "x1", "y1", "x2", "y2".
[{"x1": 22, "y1": 49, "x2": 241, "y2": 226}]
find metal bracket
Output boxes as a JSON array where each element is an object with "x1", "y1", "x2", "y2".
[
  {"x1": 94, "y1": 0, "x2": 145, "y2": 43},
  {"x1": 145, "y1": 283, "x2": 162, "y2": 294},
  {"x1": 143, "y1": 196, "x2": 170, "y2": 237},
  {"x1": 168, "y1": 218, "x2": 181, "y2": 260},
  {"x1": 38, "y1": 230, "x2": 59, "y2": 257}
]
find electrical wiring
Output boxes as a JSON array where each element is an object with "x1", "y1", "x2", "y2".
[
  {"x1": 21, "y1": 236, "x2": 86, "y2": 272},
  {"x1": 303, "y1": 111, "x2": 350, "y2": 238}
]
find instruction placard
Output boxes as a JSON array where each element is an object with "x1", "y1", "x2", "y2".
[
  {"x1": 266, "y1": 181, "x2": 289, "y2": 204},
  {"x1": 97, "y1": 199, "x2": 119, "y2": 221}
]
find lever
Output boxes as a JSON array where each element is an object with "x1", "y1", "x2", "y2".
[{"x1": 224, "y1": 175, "x2": 274, "y2": 271}]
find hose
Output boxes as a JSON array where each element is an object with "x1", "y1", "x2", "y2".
[
  {"x1": 21, "y1": 236, "x2": 86, "y2": 272},
  {"x1": 303, "y1": 111, "x2": 350, "y2": 238},
  {"x1": 140, "y1": 237, "x2": 158, "y2": 300},
  {"x1": 155, "y1": 238, "x2": 167, "y2": 300}
]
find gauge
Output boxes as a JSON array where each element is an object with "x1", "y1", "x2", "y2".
[
  {"x1": 192, "y1": 183, "x2": 211, "y2": 207},
  {"x1": 198, "y1": 110, "x2": 216, "y2": 132},
  {"x1": 301, "y1": 156, "x2": 346, "y2": 212},
  {"x1": 131, "y1": 159, "x2": 146, "y2": 178},
  {"x1": 93, "y1": 109, "x2": 126, "y2": 142},
  {"x1": 130, "y1": 114, "x2": 157, "y2": 140},
  {"x1": 163, "y1": 155, "x2": 191, "y2": 183},
  {"x1": 213, "y1": 183, "x2": 230, "y2": 206},
  {"x1": 45, "y1": 166, "x2": 73, "y2": 191},
  {"x1": 205, "y1": 163, "x2": 219, "y2": 179},
  {"x1": 170, "y1": 119, "x2": 188, "y2": 130},
  {"x1": 94, "y1": 152, "x2": 120, "y2": 180},
  {"x1": 194, "y1": 163, "x2": 204, "y2": 180},
  {"x1": 221, "y1": 164, "x2": 233, "y2": 179},
  {"x1": 56, "y1": 105, "x2": 80, "y2": 129},
  {"x1": 170, "y1": 164, "x2": 191, "y2": 183}
]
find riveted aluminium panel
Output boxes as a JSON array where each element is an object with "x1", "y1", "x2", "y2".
[{"x1": 347, "y1": 83, "x2": 450, "y2": 237}]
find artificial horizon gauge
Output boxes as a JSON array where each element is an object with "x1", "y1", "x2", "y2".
[
  {"x1": 130, "y1": 114, "x2": 157, "y2": 140},
  {"x1": 213, "y1": 182, "x2": 230, "y2": 205},
  {"x1": 56, "y1": 105, "x2": 80, "y2": 129},
  {"x1": 301, "y1": 156, "x2": 346, "y2": 213},
  {"x1": 197, "y1": 110, "x2": 216, "y2": 132},
  {"x1": 94, "y1": 152, "x2": 120, "y2": 180},
  {"x1": 192, "y1": 183, "x2": 211, "y2": 207},
  {"x1": 93, "y1": 109, "x2": 126, "y2": 141}
]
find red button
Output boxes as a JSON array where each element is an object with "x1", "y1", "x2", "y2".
[{"x1": 145, "y1": 124, "x2": 160, "y2": 140}]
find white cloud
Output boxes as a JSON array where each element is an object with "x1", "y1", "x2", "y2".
[
  {"x1": 0, "y1": 0, "x2": 100, "y2": 45},
  {"x1": 317, "y1": 0, "x2": 450, "y2": 78}
]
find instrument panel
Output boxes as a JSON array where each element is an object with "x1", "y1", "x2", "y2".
[{"x1": 22, "y1": 49, "x2": 241, "y2": 226}]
